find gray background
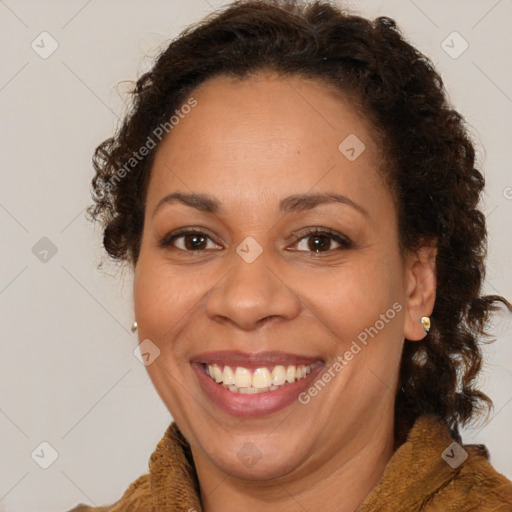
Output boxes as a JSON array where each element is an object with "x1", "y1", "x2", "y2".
[{"x1": 0, "y1": 0, "x2": 511, "y2": 510}]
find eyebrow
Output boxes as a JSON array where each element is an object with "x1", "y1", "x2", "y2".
[{"x1": 152, "y1": 191, "x2": 368, "y2": 218}]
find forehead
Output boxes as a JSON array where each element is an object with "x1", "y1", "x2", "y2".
[{"x1": 147, "y1": 73, "x2": 388, "y2": 217}]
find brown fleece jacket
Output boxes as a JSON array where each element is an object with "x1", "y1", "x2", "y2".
[{"x1": 68, "y1": 415, "x2": 512, "y2": 512}]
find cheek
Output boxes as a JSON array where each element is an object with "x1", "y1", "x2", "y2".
[
  {"x1": 133, "y1": 256, "x2": 201, "y2": 343},
  {"x1": 295, "y1": 255, "x2": 402, "y2": 345},
  {"x1": 133, "y1": 258, "x2": 200, "y2": 405}
]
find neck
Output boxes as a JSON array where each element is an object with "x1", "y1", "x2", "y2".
[{"x1": 195, "y1": 415, "x2": 395, "y2": 512}]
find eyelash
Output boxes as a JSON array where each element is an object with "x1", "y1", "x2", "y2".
[{"x1": 159, "y1": 227, "x2": 353, "y2": 255}]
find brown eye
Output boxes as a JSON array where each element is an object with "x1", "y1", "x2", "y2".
[
  {"x1": 182, "y1": 233, "x2": 208, "y2": 250},
  {"x1": 160, "y1": 230, "x2": 222, "y2": 251},
  {"x1": 292, "y1": 228, "x2": 352, "y2": 254},
  {"x1": 297, "y1": 234, "x2": 340, "y2": 252}
]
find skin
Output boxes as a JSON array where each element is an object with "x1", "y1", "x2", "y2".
[{"x1": 133, "y1": 73, "x2": 437, "y2": 512}]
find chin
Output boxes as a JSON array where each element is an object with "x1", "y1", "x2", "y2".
[{"x1": 208, "y1": 444, "x2": 304, "y2": 481}]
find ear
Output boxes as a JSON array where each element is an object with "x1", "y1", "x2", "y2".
[{"x1": 403, "y1": 244, "x2": 437, "y2": 341}]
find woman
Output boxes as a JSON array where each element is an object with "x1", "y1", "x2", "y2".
[{"x1": 70, "y1": 0, "x2": 512, "y2": 510}]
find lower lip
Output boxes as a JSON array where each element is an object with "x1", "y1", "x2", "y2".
[{"x1": 191, "y1": 362, "x2": 324, "y2": 417}]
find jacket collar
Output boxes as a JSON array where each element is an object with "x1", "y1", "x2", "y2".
[{"x1": 147, "y1": 414, "x2": 501, "y2": 511}]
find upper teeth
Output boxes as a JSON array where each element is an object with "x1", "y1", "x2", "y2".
[{"x1": 206, "y1": 363, "x2": 312, "y2": 393}]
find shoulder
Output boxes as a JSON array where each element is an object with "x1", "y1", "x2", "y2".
[
  {"x1": 412, "y1": 416, "x2": 512, "y2": 511},
  {"x1": 66, "y1": 473, "x2": 151, "y2": 512},
  {"x1": 357, "y1": 414, "x2": 512, "y2": 511},
  {"x1": 409, "y1": 415, "x2": 512, "y2": 510},
  {"x1": 65, "y1": 421, "x2": 198, "y2": 512},
  {"x1": 430, "y1": 442, "x2": 512, "y2": 511}
]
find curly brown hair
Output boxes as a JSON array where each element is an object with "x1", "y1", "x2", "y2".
[{"x1": 89, "y1": 0, "x2": 510, "y2": 444}]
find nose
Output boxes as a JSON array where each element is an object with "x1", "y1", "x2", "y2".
[{"x1": 204, "y1": 247, "x2": 301, "y2": 331}]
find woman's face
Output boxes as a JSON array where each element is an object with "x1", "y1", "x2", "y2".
[{"x1": 133, "y1": 74, "x2": 435, "y2": 482}]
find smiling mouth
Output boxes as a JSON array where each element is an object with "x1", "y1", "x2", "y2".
[{"x1": 203, "y1": 362, "x2": 318, "y2": 394}]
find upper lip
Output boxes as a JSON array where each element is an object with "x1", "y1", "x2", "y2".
[{"x1": 190, "y1": 350, "x2": 324, "y2": 369}]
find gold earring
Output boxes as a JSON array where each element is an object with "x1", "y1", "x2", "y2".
[
  {"x1": 421, "y1": 316, "x2": 431, "y2": 333},
  {"x1": 131, "y1": 321, "x2": 138, "y2": 333}
]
